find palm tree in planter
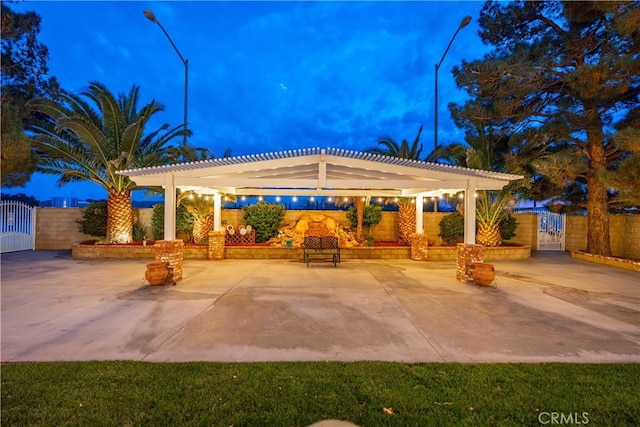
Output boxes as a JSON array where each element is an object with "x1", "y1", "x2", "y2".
[
  {"x1": 27, "y1": 81, "x2": 186, "y2": 243},
  {"x1": 475, "y1": 190, "x2": 517, "y2": 246},
  {"x1": 334, "y1": 196, "x2": 366, "y2": 242},
  {"x1": 429, "y1": 134, "x2": 521, "y2": 246},
  {"x1": 171, "y1": 149, "x2": 235, "y2": 244},
  {"x1": 182, "y1": 194, "x2": 214, "y2": 244},
  {"x1": 366, "y1": 126, "x2": 423, "y2": 244}
]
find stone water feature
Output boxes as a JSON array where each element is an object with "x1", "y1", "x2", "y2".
[{"x1": 268, "y1": 213, "x2": 360, "y2": 248}]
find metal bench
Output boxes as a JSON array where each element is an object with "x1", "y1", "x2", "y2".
[{"x1": 302, "y1": 236, "x2": 340, "y2": 267}]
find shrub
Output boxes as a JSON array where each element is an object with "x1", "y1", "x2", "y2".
[
  {"x1": 151, "y1": 203, "x2": 194, "y2": 241},
  {"x1": 76, "y1": 201, "x2": 107, "y2": 237},
  {"x1": 133, "y1": 221, "x2": 145, "y2": 241},
  {"x1": 347, "y1": 204, "x2": 383, "y2": 236},
  {"x1": 500, "y1": 212, "x2": 518, "y2": 241},
  {"x1": 243, "y1": 203, "x2": 285, "y2": 243},
  {"x1": 439, "y1": 213, "x2": 464, "y2": 244}
]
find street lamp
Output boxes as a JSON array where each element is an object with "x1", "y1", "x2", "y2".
[
  {"x1": 143, "y1": 9, "x2": 189, "y2": 147},
  {"x1": 434, "y1": 15, "x2": 472, "y2": 151}
]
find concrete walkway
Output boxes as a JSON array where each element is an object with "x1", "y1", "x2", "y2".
[{"x1": 1, "y1": 250, "x2": 638, "y2": 363}]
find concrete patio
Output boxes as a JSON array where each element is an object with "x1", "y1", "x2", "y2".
[{"x1": 1, "y1": 250, "x2": 638, "y2": 363}]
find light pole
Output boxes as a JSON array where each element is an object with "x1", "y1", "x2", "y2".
[
  {"x1": 143, "y1": 9, "x2": 189, "y2": 147},
  {"x1": 434, "y1": 15, "x2": 471, "y2": 151}
]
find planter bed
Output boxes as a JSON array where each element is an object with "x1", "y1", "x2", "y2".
[
  {"x1": 72, "y1": 241, "x2": 208, "y2": 260},
  {"x1": 427, "y1": 244, "x2": 531, "y2": 261},
  {"x1": 72, "y1": 241, "x2": 530, "y2": 261},
  {"x1": 571, "y1": 250, "x2": 640, "y2": 272}
]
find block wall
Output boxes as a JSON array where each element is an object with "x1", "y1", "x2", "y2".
[
  {"x1": 36, "y1": 207, "x2": 153, "y2": 250},
  {"x1": 563, "y1": 214, "x2": 639, "y2": 260},
  {"x1": 36, "y1": 207, "x2": 640, "y2": 260},
  {"x1": 36, "y1": 208, "x2": 95, "y2": 250},
  {"x1": 507, "y1": 214, "x2": 538, "y2": 250}
]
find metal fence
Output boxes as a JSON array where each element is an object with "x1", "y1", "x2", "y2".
[{"x1": 1, "y1": 200, "x2": 36, "y2": 253}]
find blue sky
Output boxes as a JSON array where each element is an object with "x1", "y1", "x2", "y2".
[{"x1": 10, "y1": 0, "x2": 489, "y2": 202}]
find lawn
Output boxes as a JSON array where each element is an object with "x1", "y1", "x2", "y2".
[{"x1": 2, "y1": 362, "x2": 639, "y2": 426}]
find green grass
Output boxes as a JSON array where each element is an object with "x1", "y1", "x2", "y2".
[{"x1": 2, "y1": 362, "x2": 639, "y2": 426}]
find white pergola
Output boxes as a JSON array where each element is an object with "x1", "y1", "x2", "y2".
[{"x1": 119, "y1": 147, "x2": 523, "y2": 243}]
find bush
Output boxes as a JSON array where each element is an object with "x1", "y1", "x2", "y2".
[
  {"x1": 439, "y1": 213, "x2": 464, "y2": 244},
  {"x1": 243, "y1": 203, "x2": 285, "y2": 243},
  {"x1": 151, "y1": 203, "x2": 194, "y2": 241},
  {"x1": 500, "y1": 212, "x2": 518, "y2": 241},
  {"x1": 76, "y1": 201, "x2": 107, "y2": 237},
  {"x1": 133, "y1": 221, "x2": 145, "y2": 241},
  {"x1": 346, "y1": 204, "x2": 383, "y2": 235}
]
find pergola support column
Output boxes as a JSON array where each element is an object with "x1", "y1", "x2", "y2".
[
  {"x1": 463, "y1": 181, "x2": 476, "y2": 244},
  {"x1": 456, "y1": 180, "x2": 482, "y2": 282},
  {"x1": 415, "y1": 192, "x2": 425, "y2": 234},
  {"x1": 213, "y1": 193, "x2": 222, "y2": 231},
  {"x1": 163, "y1": 174, "x2": 176, "y2": 241},
  {"x1": 411, "y1": 192, "x2": 428, "y2": 260}
]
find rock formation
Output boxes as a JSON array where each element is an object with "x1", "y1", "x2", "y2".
[{"x1": 268, "y1": 213, "x2": 359, "y2": 248}]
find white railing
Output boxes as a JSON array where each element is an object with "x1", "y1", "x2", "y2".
[{"x1": 0, "y1": 200, "x2": 36, "y2": 253}]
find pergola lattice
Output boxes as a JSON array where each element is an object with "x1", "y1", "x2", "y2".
[{"x1": 119, "y1": 147, "x2": 523, "y2": 243}]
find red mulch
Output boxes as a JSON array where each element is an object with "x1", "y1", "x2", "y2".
[
  {"x1": 79, "y1": 240, "x2": 409, "y2": 248},
  {"x1": 79, "y1": 240, "x2": 207, "y2": 247}
]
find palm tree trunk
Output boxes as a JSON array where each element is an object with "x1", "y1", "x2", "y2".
[
  {"x1": 192, "y1": 213, "x2": 213, "y2": 244},
  {"x1": 106, "y1": 190, "x2": 133, "y2": 243},
  {"x1": 355, "y1": 197, "x2": 364, "y2": 242},
  {"x1": 397, "y1": 200, "x2": 415, "y2": 245}
]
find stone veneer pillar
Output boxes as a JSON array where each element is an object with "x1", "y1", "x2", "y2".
[
  {"x1": 410, "y1": 234, "x2": 429, "y2": 261},
  {"x1": 208, "y1": 230, "x2": 226, "y2": 260},
  {"x1": 456, "y1": 243, "x2": 484, "y2": 283},
  {"x1": 155, "y1": 240, "x2": 184, "y2": 281}
]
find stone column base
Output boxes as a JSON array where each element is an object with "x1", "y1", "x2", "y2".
[
  {"x1": 410, "y1": 234, "x2": 429, "y2": 261},
  {"x1": 208, "y1": 231, "x2": 226, "y2": 260},
  {"x1": 155, "y1": 240, "x2": 184, "y2": 281},
  {"x1": 456, "y1": 243, "x2": 484, "y2": 283}
]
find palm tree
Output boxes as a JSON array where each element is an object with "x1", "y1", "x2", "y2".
[
  {"x1": 368, "y1": 125, "x2": 423, "y2": 159},
  {"x1": 27, "y1": 81, "x2": 186, "y2": 243},
  {"x1": 426, "y1": 120, "x2": 520, "y2": 246},
  {"x1": 333, "y1": 196, "x2": 366, "y2": 242},
  {"x1": 366, "y1": 125, "x2": 424, "y2": 244}
]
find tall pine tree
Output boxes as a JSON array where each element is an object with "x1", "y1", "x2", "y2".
[
  {"x1": 1, "y1": 2, "x2": 58, "y2": 187},
  {"x1": 452, "y1": 1, "x2": 639, "y2": 256}
]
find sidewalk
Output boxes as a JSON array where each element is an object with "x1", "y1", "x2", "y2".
[{"x1": 1, "y1": 250, "x2": 638, "y2": 363}]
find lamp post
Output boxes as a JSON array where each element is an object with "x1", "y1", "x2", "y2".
[
  {"x1": 143, "y1": 9, "x2": 189, "y2": 147},
  {"x1": 434, "y1": 15, "x2": 471, "y2": 151}
]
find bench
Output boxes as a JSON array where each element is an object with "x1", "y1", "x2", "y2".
[{"x1": 303, "y1": 236, "x2": 340, "y2": 267}]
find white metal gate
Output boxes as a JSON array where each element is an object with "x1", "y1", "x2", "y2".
[
  {"x1": 537, "y1": 212, "x2": 566, "y2": 251},
  {"x1": 518, "y1": 210, "x2": 566, "y2": 251},
  {"x1": 1, "y1": 200, "x2": 36, "y2": 253}
]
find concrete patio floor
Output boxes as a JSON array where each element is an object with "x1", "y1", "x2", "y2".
[{"x1": 1, "y1": 250, "x2": 638, "y2": 363}]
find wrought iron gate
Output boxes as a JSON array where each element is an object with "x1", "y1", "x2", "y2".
[{"x1": 1, "y1": 200, "x2": 36, "y2": 253}]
